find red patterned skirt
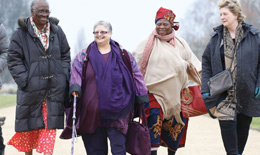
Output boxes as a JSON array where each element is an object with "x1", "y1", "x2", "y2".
[{"x1": 8, "y1": 99, "x2": 56, "y2": 153}]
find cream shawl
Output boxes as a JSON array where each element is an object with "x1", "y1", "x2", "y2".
[{"x1": 133, "y1": 35, "x2": 201, "y2": 123}]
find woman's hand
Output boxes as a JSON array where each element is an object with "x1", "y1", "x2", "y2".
[
  {"x1": 255, "y1": 87, "x2": 260, "y2": 99},
  {"x1": 72, "y1": 91, "x2": 78, "y2": 97},
  {"x1": 202, "y1": 92, "x2": 210, "y2": 99}
]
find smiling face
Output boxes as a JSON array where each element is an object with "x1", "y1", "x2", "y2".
[
  {"x1": 31, "y1": 0, "x2": 50, "y2": 30},
  {"x1": 156, "y1": 19, "x2": 172, "y2": 36},
  {"x1": 94, "y1": 25, "x2": 112, "y2": 46},
  {"x1": 220, "y1": 7, "x2": 238, "y2": 29}
]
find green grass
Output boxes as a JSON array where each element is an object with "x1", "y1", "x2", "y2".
[
  {"x1": 0, "y1": 94, "x2": 260, "y2": 130},
  {"x1": 0, "y1": 94, "x2": 16, "y2": 108},
  {"x1": 251, "y1": 117, "x2": 260, "y2": 130}
]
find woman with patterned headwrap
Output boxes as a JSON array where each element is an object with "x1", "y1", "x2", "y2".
[{"x1": 133, "y1": 7, "x2": 201, "y2": 155}]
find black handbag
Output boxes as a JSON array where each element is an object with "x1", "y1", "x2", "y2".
[
  {"x1": 207, "y1": 68, "x2": 233, "y2": 96},
  {"x1": 207, "y1": 53, "x2": 234, "y2": 96}
]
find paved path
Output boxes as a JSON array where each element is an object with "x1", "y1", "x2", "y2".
[{"x1": 1, "y1": 105, "x2": 260, "y2": 155}]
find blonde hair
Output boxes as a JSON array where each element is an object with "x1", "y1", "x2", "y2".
[{"x1": 218, "y1": 0, "x2": 246, "y2": 23}]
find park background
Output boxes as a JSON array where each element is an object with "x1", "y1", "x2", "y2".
[
  {"x1": 0, "y1": 0, "x2": 260, "y2": 154},
  {"x1": 1, "y1": 0, "x2": 259, "y2": 129}
]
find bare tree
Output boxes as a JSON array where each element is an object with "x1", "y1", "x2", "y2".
[
  {"x1": 0, "y1": 0, "x2": 32, "y2": 84},
  {"x1": 73, "y1": 27, "x2": 88, "y2": 60},
  {"x1": 179, "y1": 0, "x2": 219, "y2": 60},
  {"x1": 0, "y1": 0, "x2": 32, "y2": 38},
  {"x1": 241, "y1": 0, "x2": 260, "y2": 30},
  {"x1": 180, "y1": 0, "x2": 260, "y2": 60}
]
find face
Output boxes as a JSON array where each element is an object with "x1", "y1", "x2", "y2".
[
  {"x1": 156, "y1": 19, "x2": 172, "y2": 36},
  {"x1": 94, "y1": 25, "x2": 112, "y2": 45},
  {"x1": 220, "y1": 7, "x2": 238, "y2": 29},
  {"x1": 31, "y1": 1, "x2": 50, "y2": 29}
]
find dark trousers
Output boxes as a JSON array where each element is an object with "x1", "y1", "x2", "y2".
[
  {"x1": 0, "y1": 126, "x2": 4, "y2": 150},
  {"x1": 219, "y1": 113, "x2": 252, "y2": 155},
  {"x1": 82, "y1": 127, "x2": 126, "y2": 155}
]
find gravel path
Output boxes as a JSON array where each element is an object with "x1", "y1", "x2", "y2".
[{"x1": 1, "y1": 105, "x2": 259, "y2": 155}]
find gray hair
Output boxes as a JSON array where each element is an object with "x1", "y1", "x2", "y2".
[
  {"x1": 93, "y1": 21, "x2": 112, "y2": 32},
  {"x1": 31, "y1": 0, "x2": 49, "y2": 11}
]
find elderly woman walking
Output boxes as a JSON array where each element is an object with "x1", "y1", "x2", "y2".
[
  {"x1": 133, "y1": 7, "x2": 201, "y2": 155},
  {"x1": 7, "y1": 0, "x2": 71, "y2": 154},
  {"x1": 0, "y1": 23, "x2": 9, "y2": 155},
  {"x1": 60, "y1": 20, "x2": 148, "y2": 155},
  {"x1": 201, "y1": 0, "x2": 260, "y2": 155}
]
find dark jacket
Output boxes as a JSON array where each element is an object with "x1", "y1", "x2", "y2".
[
  {"x1": 0, "y1": 23, "x2": 9, "y2": 89},
  {"x1": 202, "y1": 23, "x2": 260, "y2": 117},
  {"x1": 8, "y1": 17, "x2": 71, "y2": 132}
]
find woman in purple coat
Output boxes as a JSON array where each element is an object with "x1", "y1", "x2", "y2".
[{"x1": 61, "y1": 21, "x2": 148, "y2": 155}]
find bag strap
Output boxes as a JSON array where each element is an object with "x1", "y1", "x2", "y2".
[
  {"x1": 140, "y1": 104, "x2": 147, "y2": 126},
  {"x1": 187, "y1": 63, "x2": 201, "y2": 86},
  {"x1": 134, "y1": 103, "x2": 147, "y2": 126}
]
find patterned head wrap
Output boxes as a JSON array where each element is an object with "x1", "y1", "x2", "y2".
[{"x1": 155, "y1": 7, "x2": 179, "y2": 31}]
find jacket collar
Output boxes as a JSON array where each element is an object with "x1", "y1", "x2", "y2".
[
  {"x1": 17, "y1": 17, "x2": 59, "y2": 37},
  {"x1": 211, "y1": 22, "x2": 259, "y2": 37}
]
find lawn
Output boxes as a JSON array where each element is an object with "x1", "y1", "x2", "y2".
[
  {"x1": 0, "y1": 94, "x2": 259, "y2": 130},
  {"x1": 0, "y1": 94, "x2": 16, "y2": 108},
  {"x1": 251, "y1": 117, "x2": 260, "y2": 130}
]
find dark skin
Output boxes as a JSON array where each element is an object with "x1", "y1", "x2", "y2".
[
  {"x1": 155, "y1": 19, "x2": 173, "y2": 36},
  {"x1": 31, "y1": 0, "x2": 50, "y2": 30},
  {"x1": 26, "y1": 2, "x2": 52, "y2": 155}
]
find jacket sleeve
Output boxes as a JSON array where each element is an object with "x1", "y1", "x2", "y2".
[
  {"x1": 0, "y1": 24, "x2": 9, "y2": 73},
  {"x1": 57, "y1": 26, "x2": 71, "y2": 81},
  {"x1": 127, "y1": 52, "x2": 149, "y2": 104},
  {"x1": 201, "y1": 38, "x2": 213, "y2": 94},
  {"x1": 257, "y1": 32, "x2": 260, "y2": 87},
  {"x1": 7, "y1": 31, "x2": 28, "y2": 89},
  {"x1": 69, "y1": 49, "x2": 85, "y2": 97}
]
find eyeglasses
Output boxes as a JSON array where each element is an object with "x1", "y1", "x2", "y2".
[
  {"x1": 93, "y1": 31, "x2": 108, "y2": 35},
  {"x1": 35, "y1": 9, "x2": 51, "y2": 15}
]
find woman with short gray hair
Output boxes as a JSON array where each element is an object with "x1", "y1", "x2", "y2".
[{"x1": 60, "y1": 20, "x2": 148, "y2": 154}]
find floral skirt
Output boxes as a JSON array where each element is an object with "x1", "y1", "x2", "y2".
[
  {"x1": 8, "y1": 99, "x2": 56, "y2": 153},
  {"x1": 145, "y1": 93, "x2": 188, "y2": 151}
]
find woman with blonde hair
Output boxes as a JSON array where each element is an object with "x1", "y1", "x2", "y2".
[{"x1": 202, "y1": 0, "x2": 260, "y2": 155}]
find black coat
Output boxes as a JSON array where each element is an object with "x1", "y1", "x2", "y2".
[
  {"x1": 202, "y1": 23, "x2": 260, "y2": 117},
  {"x1": 8, "y1": 17, "x2": 71, "y2": 132}
]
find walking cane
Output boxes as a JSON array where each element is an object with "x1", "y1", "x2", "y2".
[{"x1": 71, "y1": 95, "x2": 77, "y2": 155}]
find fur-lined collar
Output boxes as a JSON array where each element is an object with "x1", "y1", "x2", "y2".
[{"x1": 18, "y1": 17, "x2": 59, "y2": 31}]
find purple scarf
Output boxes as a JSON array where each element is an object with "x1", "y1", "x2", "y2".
[{"x1": 88, "y1": 40, "x2": 135, "y2": 120}]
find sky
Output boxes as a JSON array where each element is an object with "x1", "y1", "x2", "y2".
[{"x1": 48, "y1": 0, "x2": 194, "y2": 58}]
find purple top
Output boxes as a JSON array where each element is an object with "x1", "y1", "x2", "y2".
[{"x1": 61, "y1": 46, "x2": 147, "y2": 137}]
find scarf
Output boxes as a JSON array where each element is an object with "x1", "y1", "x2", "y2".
[
  {"x1": 133, "y1": 33, "x2": 190, "y2": 125},
  {"x1": 30, "y1": 16, "x2": 50, "y2": 51},
  {"x1": 216, "y1": 23, "x2": 244, "y2": 121},
  {"x1": 88, "y1": 40, "x2": 135, "y2": 120},
  {"x1": 140, "y1": 29, "x2": 176, "y2": 76}
]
